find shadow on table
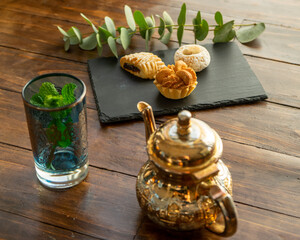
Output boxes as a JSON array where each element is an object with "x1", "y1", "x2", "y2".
[{"x1": 136, "y1": 216, "x2": 222, "y2": 240}]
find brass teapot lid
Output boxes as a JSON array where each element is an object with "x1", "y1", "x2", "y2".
[{"x1": 147, "y1": 110, "x2": 223, "y2": 177}]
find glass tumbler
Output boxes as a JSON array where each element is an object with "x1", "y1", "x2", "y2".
[{"x1": 22, "y1": 73, "x2": 88, "y2": 189}]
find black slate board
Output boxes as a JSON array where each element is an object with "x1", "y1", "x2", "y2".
[{"x1": 88, "y1": 42, "x2": 267, "y2": 124}]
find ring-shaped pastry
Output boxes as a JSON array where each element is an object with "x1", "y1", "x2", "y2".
[{"x1": 174, "y1": 45, "x2": 211, "y2": 72}]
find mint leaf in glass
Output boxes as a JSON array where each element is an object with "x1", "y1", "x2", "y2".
[
  {"x1": 62, "y1": 83, "x2": 77, "y2": 105},
  {"x1": 55, "y1": 121, "x2": 72, "y2": 148},
  {"x1": 30, "y1": 93, "x2": 44, "y2": 107},
  {"x1": 39, "y1": 82, "x2": 59, "y2": 99},
  {"x1": 44, "y1": 95, "x2": 64, "y2": 108},
  {"x1": 30, "y1": 82, "x2": 77, "y2": 108}
]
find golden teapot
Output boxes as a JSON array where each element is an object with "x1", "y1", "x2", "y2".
[{"x1": 136, "y1": 101, "x2": 238, "y2": 237}]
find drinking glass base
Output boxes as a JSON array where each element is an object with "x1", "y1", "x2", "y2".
[{"x1": 35, "y1": 161, "x2": 89, "y2": 189}]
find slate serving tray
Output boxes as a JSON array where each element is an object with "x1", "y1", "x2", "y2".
[{"x1": 88, "y1": 42, "x2": 267, "y2": 124}]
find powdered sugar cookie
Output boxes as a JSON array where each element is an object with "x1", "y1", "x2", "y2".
[{"x1": 174, "y1": 45, "x2": 210, "y2": 72}]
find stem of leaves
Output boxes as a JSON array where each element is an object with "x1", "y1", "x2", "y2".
[
  {"x1": 57, "y1": 4, "x2": 265, "y2": 58},
  {"x1": 46, "y1": 143, "x2": 57, "y2": 169}
]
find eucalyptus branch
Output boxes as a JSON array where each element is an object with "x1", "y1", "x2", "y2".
[{"x1": 57, "y1": 3, "x2": 265, "y2": 58}]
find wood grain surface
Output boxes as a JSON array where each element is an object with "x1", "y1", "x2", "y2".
[
  {"x1": 1, "y1": 143, "x2": 299, "y2": 240},
  {"x1": 0, "y1": 210, "x2": 98, "y2": 240},
  {"x1": 0, "y1": 0, "x2": 299, "y2": 239}
]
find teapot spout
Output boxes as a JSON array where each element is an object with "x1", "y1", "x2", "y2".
[{"x1": 137, "y1": 101, "x2": 157, "y2": 143}]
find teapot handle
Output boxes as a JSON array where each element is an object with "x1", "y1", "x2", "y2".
[{"x1": 205, "y1": 185, "x2": 238, "y2": 237}]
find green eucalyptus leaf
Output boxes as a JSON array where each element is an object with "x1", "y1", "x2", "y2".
[
  {"x1": 145, "y1": 16, "x2": 155, "y2": 38},
  {"x1": 196, "y1": 11, "x2": 201, "y2": 24},
  {"x1": 120, "y1": 27, "x2": 130, "y2": 50},
  {"x1": 193, "y1": 11, "x2": 201, "y2": 42},
  {"x1": 145, "y1": 16, "x2": 154, "y2": 27},
  {"x1": 117, "y1": 26, "x2": 124, "y2": 34},
  {"x1": 107, "y1": 36, "x2": 118, "y2": 58},
  {"x1": 101, "y1": 23, "x2": 108, "y2": 30},
  {"x1": 71, "y1": 27, "x2": 82, "y2": 44},
  {"x1": 214, "y1": 25, "x2": 220, "y2": 34},
  {"x1": 133, "y1": 10, "x2": 148, "y2": 39},
  {"x1": 57, "y1": 26, "x2": 69, "y2": 37},
  {"x1": 79, "y1": 32, "x2": 97, "y2": 50},
  {"x1": 215, "y1": 11, "x2": 223, "y2": 26},
  {"x1": 194, "y1": 19, "x2": 209, "y2": 41},
  {"x1": 145, "y1": 30, "x2": 149, "y2": 51},
  {"x1": 140, "y1": 30, "x2": 147, "y2": 39},
  {"x1": 151, "y1": 15, "x2": 156, "y2": 27},
  {"x1": 105, "y1": 16, "x2": 116, "y2": 37},
  {"x1": 213, "y1": 20, "x2": 235, "y2": 43},
  {"x1": 236, "y1": 22, "x2": 265, "y2": 43},
  {"x1": 149, "y1": 15, "x2": 156, "y2": 39},
  {"x1": 177, "y1": 25, "x2": 184, "y2": 46},
  {"x1": 67, "y1": 28, "x2": 80, "y2": 45},
  {"x1": 116, "y1": 38, "x2": 121, "y2": 45},
  {"x1": 98, "y1": 26, "x2": 112, "y2": 42},
  {"x1": 158, "y1": 17, "x2": 165, "y2": 39},
  {"x1": 80, "y1": 13, "x2": 92, "y2": 25},
  {"x1": 163, "y1": 11, "x2": 174, "y2": 33},
  {"x1": 177, "y1": 3, "x2": 186, "y2": 25},
  {"x1": 97, "y1": 45, "x2": 103, "y2": 56},
  {"x1": 124, "y1": 5, "x2": 136, "y2": 31},
  {"x1": 133, "y1": 10, "x2": 148, "y2": 30},
  {"x1": 193, "y1": 11, "x2": 201, "y2": 27},
  {"x1": 68, "y1": 37, "x2": 79, "y2": 45},
  {"x1": 64, "y1": 38, "x2": 70, "y2": 51},
  {"x1": 127, "y1": 29, "x2": 134, "y2": 40},
  {"x1": 116, "y1": 27, "x2": 124, "y2": 45},
  {"x1": 160, "y1": 32, "x2": 171, "y2": 45},
  {"x1": 96, "y1": 33, "x2": 102, "y2": 47},
  {"x1": 80, "y1": 13, "x2": 98, "y2": 33}
]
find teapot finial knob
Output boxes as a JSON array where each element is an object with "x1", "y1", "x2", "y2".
[{"x1": 177, "y1": 110, "x2": 192, "y2": 136}]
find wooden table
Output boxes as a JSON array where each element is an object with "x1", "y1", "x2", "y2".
[{"x1": 0, "y1": 1, "x2": 299, "y2": 239}]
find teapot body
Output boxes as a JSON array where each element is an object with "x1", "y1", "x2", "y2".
[
  {"x1": 136, "y1": 102, "x2": 237, "y2": 236},
  {"x1": 136, "y1": 159, "x2": 232, "y2": 231}
]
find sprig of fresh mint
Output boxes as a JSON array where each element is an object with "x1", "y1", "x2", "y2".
[
  {"x1": 30, "y1": 82, "x2": 77, "y2": 169},
  {"x1": 30, "y1": 82, "x2": 76, "y2": 108},
  {"x1": 57, "y1": 3, "x2": 265, "y2": 58}
]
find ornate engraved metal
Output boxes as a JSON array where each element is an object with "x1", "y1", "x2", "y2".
[{"x1": 136, "y1": 101, "x2": 237, "y2": 236}]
